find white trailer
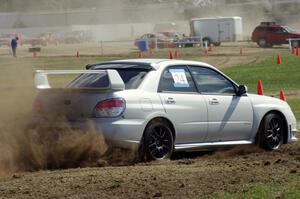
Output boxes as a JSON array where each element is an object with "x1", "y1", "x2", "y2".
[{"x1": 190, "y1": 16, "x2": 243, "y2": 46}]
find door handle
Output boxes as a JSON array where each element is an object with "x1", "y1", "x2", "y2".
[
  {"x1": 209, "y1": 98, "x2": 219, "y2": 105},
  {"x1": 165, "y1": 97, "x2": 176, "y2": 104}
]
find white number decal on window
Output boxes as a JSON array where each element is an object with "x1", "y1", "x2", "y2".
[{"x1": 169, "y1": 69, "x2": 189, "y2": 88}]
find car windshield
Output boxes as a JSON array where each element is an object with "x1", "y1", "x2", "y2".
[
  {"x1": 284, "y1": 26, "x2": 295, "y2": 33},
  {"x1": 67, "y1": 69, "x2": 148, "y2": 89}
]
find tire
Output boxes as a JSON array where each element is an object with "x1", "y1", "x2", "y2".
[
  {"x1": 291, "y1": 40, "x2": 299, "y2": 48},
  {"x1": 257, "y1": 38, "x2": 268, "y2": 48},
  {"x1": 142, "y1": 121, "x2": 174, "y2": 161},
  {"x1": 202, "y1": 37, "x2": 211, "y2": 46},
  {"x1": 258, "y1": 113, "x2": 284, "y2": 150}
]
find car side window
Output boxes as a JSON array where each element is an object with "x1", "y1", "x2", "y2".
[
  {"x1": 281, "y1": 28, "x2": 288, "y2": 33},
  {"x1": 266, "y1": 27, "x2": 274, "y2": 32},
  {"x1": 189, "y1": 66, "x2": 236, "y2": 94},
  {"x1": 274, "y1": 27, "x2": 284, "y2": 33},
  {"x1": 159, "y1": 66, "x2": 197, "y2": 93},
  {"x1": 256, "y1": 27, "x2": 265, "y2": 32}
]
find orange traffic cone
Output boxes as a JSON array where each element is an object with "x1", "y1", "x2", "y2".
[
  {"x1": 257, "y1": 80, "x2": 264, "y2": 95},
  {"x1": 76, "y1": 51, "x2": 80, "y2": 58},
  {"x1": 169, "y1": 50, "x2": 173, "y2": 59},
  {"x1": 240, "y1": 47, "x2": 243, "y2": 56},
  {"x1": 296, "y1": 47, "x2": 299, "y2": 56},
  {"x1": 137, "y1": 51, "x2": 143, "y2": 58},
  {"x1": 174, "y1": 50, "x2": 179, "y2": 58},
  {"x1": 279, "y1": 90, "x2": 286, "y2": 101},
  {"x1": 292, "y1": 47, "x2": 296, "y2": 54},
  {"x1": 277, "y1": 53, "x2": 281, "y2": 64}
]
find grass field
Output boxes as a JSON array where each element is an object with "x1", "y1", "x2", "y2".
[
  {"x1": 205, "y1": 175, "x2": 300, "y2": 199},
  {"x1": 224, "y1": 52, "x2": 300, "y2": 93}
]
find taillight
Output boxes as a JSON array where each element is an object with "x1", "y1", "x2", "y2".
[{"x1": 93, "y1": 98, "x2": 125, "y2": 118}]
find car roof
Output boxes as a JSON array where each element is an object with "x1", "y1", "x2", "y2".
[
  {"x1": 256, "y1": 24, "x2": 283, "y2": 28},
  {"x1": 86, "y1": 59, "x2": 213, "y2": 70}
]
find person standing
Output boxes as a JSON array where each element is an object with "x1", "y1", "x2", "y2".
[{"x1": 11, "y1": 36, "x2": 19, "y2": 57}]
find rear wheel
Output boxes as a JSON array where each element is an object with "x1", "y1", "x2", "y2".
[
  {"x1": 257, "y1": 38, "x2": 268, "y2": 48},
  {"x1": 202, "y1": 37, "x2": 211, "y2": 46},
  {"x1": 258, "y1": 113, "x2": 284, "y2": 150},
  {"x1": 143, "y1": 121, "x2": 174, "y2": 161}
]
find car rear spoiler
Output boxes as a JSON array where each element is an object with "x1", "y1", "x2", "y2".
[{"x1": 34, "y1": 69, "x2": 125, "y2": 90}]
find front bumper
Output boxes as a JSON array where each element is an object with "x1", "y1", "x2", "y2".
[{"x1": 288, "y1": 124, "x2": 298, "y2": 143}]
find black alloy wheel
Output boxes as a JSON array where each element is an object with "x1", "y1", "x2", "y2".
[
  {"x1": 143, "y1": 121, "x2": 174, "y2": 161},
  {"x1": 259, "y1": 113, "x2": 284, "y2": 150}
]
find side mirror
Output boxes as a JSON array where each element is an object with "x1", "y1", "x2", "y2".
[{"x1": 237, "y1": 85, "x2": 247, "y2": 96}]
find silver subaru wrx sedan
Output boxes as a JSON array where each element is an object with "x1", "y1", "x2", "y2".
[{"x1": 32, "y1": 59, "x2": 298, "y2": 161}]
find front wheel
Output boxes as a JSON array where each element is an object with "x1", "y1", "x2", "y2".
[
  {"x1": 258, "y1": 113, "x2": 284, "y2": 150},
  {"x1": 292, "y1": 40, "x2": 299, "y2": 48},
  {"x1": 213, "y1": 42, "x2": 221, "y2": 46},
  {"x1": 202, "y1": 37, "x2": 211, "y2": 46},
  {"x1": 143, "y1": 121, "x2": 174, "y2": 161}
]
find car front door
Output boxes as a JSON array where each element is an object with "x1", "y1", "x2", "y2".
[
  {"x1": 188, "y1": 66, "x2": 254, "y2": 142},
  {"x1": 266, "y1": 27, "x2": 279, "y2": 45},
  {"x1": 158, "y1": 66, "x2": 208, "y2": 144},
  {"x1": 274, "y1": 27, "x2": 289, "y2": 44}
]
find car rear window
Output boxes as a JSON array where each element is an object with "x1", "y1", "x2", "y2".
[{"x1": 67, "y1": 69, "x2": 148, "y2": 89}]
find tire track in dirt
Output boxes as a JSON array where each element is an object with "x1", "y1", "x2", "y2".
[{"x1": 0, "y1": 143, "x2": 299, "y2": 199}]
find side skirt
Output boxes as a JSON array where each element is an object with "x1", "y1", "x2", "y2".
[{"x1": 175, "y1": 140, "x2": 255, "y2": 152}]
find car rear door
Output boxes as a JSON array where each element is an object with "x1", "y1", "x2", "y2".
[
  {"x1": 158, "y1": 65, "x2": 208, "y2": 144},
  {"x1": 188, "y1": 65, "x2": 253, "y2": 142}
]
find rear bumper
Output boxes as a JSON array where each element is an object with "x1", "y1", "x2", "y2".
[{"x1": 29, "y1": 118, "x2": 144, "y2": 149}]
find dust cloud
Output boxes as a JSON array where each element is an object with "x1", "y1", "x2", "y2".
[
  {"x1": 0, "y1": 64, "x2": 137, "y2": 176},
  {"x1": 186, "y1": 1, "x2": 300, "y2": 36},
  {"x1": 2, "y1": 1, "x2": 300, "y2": 41},
  {"x1": 0, "y1": 124, "x2": 108, "y2": 174}
]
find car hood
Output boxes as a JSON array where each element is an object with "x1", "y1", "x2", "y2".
[{"x1": 290, "y1": 32, "x2": 300, "y2": 37}]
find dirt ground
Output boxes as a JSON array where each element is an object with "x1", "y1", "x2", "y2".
[
  {"x1": 0, "y1": 43, "x2": 298, "y2": 198},
  {"x1": 0, "y1": 143, "x2": 299, "y2": 199}
]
